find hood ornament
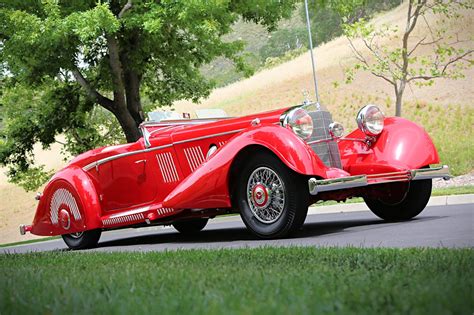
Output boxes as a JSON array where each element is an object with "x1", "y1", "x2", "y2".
[{"x1": 301, "y1": 89, "x2": 321, "y2": 111}]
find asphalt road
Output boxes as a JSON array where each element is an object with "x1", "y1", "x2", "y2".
[{"x1": 1, "y1": 203, "x2": 472, "y2": 254}]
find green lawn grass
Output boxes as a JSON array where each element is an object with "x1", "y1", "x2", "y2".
[
  {"x1": 1, "y1": 247, "x2": 472, "y2": 314},
  {"x1": 432, "y1": 185, "x2": 474, "y2": 196}
]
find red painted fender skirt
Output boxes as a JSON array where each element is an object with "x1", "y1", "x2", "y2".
[
  {"x1": 31, "y1": 165, "x2": 102, "y2": 236},
  {"x1": 163, "y1": 124, "x2": 328, "y2": 209},
  {"x1": 339, "y1": 117, "x2": 440, "y2": 175}
]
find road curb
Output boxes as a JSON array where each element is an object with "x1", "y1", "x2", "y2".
[{"x1": 308, "y1": 194, "x2": 474, "y2": 215}]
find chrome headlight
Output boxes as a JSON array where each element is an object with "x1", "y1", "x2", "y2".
[
  {"x1": 356, "y1": 105, "x2": 384, "y2": 136},
  {"x1": 329, "y1": 122, "x2": 344, "y2": 138},
  {"x1": 281, "y1": 108, "x2": 313, "y2": 140}
]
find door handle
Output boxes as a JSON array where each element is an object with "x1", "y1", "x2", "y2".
[{"x1": 135, "y1": 159, "x2": 147, "y2": 164}]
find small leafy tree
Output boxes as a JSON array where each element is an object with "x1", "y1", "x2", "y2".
[
  {"x1": 343, "y1": 0, "x2": 473, "y2": 116},
  {"x1": 0, "y1": 0, "x2": 297, "y2": 190}
]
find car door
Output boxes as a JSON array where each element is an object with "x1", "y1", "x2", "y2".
[{"x1": 98, "y1": 151, "x2": 158, "y2": 212}]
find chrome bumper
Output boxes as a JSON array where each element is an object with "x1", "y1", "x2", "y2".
[{"x1": 309, "y1": 165, "x2": 451, "y2": 195}]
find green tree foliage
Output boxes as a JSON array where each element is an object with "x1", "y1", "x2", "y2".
[
  {"x1": 259, "y1": 0, "x2": 400, "y2": 64},
  {"x1": 0, "y1": 0, "x2": 297, "y2": 190}
]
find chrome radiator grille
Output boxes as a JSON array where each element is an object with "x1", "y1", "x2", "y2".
[{"x1": 307, "y1": 111, "x2": 342, "y2": 169}]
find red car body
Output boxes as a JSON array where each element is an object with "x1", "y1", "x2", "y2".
[{"x1": 20, "y1": 104, "x2": 450, "y2": 248}]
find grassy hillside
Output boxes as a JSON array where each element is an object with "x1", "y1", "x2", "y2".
[{"x1": 202, "y1": 1, "x2": 400, "y2": 87}]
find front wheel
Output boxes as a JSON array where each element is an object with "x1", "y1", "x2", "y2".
[
  {"x1": 62, "y1": 229, "x2": 102, "y2": 250},
  {"x1": 236, "y1": 152, "x2": 309, "y2": 239},
  {"x1": 364, "y1": 179, "x2": 432, "y2": 221}
]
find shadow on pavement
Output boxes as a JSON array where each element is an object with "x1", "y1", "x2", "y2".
[{"x1": 97, "y1": 216, "x2": 405, "y2": 249}]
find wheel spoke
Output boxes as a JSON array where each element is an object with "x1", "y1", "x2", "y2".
[{"x1": 246, "y1": 167, "x2": 286, "y2": 224}]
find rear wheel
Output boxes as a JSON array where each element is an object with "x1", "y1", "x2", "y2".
[
  {"x1": 173, "y1": 218, "x2": 208, "y2": 234},
  {"x1": 236, "y1": 152, "x2": 308, "y2": 239},
  {"x1": 62, "y1": 229, "x2": 102, "y2": 250},
  {"x1": 364, "y1": 179, "x2": 432, "y2": 221}
]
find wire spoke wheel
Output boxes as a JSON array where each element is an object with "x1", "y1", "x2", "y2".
[
  {"x1": 246, "y1": 167, "x2": 286, "y2": 224},
  {"x1": 236, "y1": 151, "x2": 309, "y2": 239}
]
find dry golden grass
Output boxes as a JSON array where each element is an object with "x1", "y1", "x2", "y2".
[
  {"x1": 174, "y1": 3, "x2": 473, "y2": 117},
  {"x1": 0, "y1": 141, "x2": 66, "y2": 244},
  {"x1": 1, "y1": 3, "x2": 472, "y2": 244}
]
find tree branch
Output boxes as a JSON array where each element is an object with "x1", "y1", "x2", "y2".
[
  {"x1": 370, "y1": 71, "x2": 396, "y2": 86},
  {"x1": 118, "y1": 0, "x2": 132, "y2": 19},
  {"x1": 407, "y1": 35, "x2": 426, "y2": 56},
  {"x1": 72, "y1": 68, "x2": 115, "y2": 111},
  {"x1": 407, "y1": 49, "x2": 474, "y2": 82},
  {"x1": 347, "y1": 37, "x2": 396, "y2": 86}
]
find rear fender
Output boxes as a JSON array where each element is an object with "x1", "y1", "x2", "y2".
[
  {"x1": 163, "y1": 124, "x2": 328, "y2": 209},
  {"x1": 339, "y1": 117, "x2": 440, "y2": 175},
  {"x1": 31, "y1": 165, "x2": 102, "y2": 236}
]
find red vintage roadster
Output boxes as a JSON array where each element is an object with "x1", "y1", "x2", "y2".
[{"x1": 20, "y1": 102, "x2": 450, "y2": 249}]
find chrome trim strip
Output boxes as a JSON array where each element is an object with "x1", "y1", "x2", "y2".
[
  {"x1": 83, "y1": 129, "x2": 245, "y2": 172},
  {"x1": 196, "y1": 146, "x2": 205, "y2": 165},
  {"x1": 309, "y1": 165, "x2": 451, "y2": 195},
  {"x1": 338, "y1": 137, "x2": 368, "y2": 143},
  {"x1": 411, "y1": 165, "x2": 451, "y2": 180},
  {"x1": 189, "y1": 147, "x2": 198, "y2": 170},
  {"x1": 83, "y1": 144, "x2": 173, "y2": 171},
  {"x1": 306, "y1": 138, "x2": 334, "y2": 145},
  {"x1": 165, "y1": 152, "x2": 179, "y2": 181},
  {"x1": 109, "y1": 206, "x2": 150, "y2": 219},
  {"x1": 156, "y1": 153, "x2": 171, "y2": 183},
  {"x1": 103, "y1": 212, "x2": 145, "y2": 226},
  {"x1": 183, "y1": 147, "x2": 195, "y2": 171},
  {"x1": 174, "y1": 129, "x2": 243, "y2": 145},
  {"x1": 309, "y1": 176, "x2": 367, "y2": 195},
  {"x1": 140, "y1": 118, "x2": 231, "y2": 127},
  {"x1": 157, "y1": 207, "x2": 174, "y2": 216},
  {"x1": 165, "y1": 153, "x2": 175, "y2": 182}
]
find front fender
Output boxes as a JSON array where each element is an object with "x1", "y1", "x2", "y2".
[
  {"x1": 31, "y1": 165, "x2": 102, "y2": 236},
  {"x1": 339, "y1": 117, "x2": 440, "y2": 175},
  {"x1": 163, "y1": 124, "x2": 328, "y2": 209}
]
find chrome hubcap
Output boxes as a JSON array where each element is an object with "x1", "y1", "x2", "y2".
[
  {"x1": 59, "y1": 209, "x2": 71, "y2": 230},
  {"x1": 69, "y1": 232, "x2": 83, "y2": 239},
  {"x1": 246, "y1": 167, "x2": 285, "y2": 224}
]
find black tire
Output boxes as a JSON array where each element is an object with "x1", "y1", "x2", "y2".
[
  {"x1": 236, "y1": 151, "x2": 309, "y2": 239},
  {"x1": 364, "y1": 179, "x2": 432, "y2": 221},
  {"x1": 62, "y1": 229, "x2": 102, "y2": 250},
  {"x1": 173, "y1": 218, "x2": 208, "y2": 234}
]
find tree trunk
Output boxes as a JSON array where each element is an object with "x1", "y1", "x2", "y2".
[
  {"x1": 113, "y1": 107, "x2": 142, "y2": 143},
  {"x1": 105, "y1": 34, "x2": 143, "y2": 143},
  {"x1": 395, "y1": 81, "x2": 406, "y2": 117},
  {"x1": 124, "y1": 70, "x2": 144, "y2": 126}
]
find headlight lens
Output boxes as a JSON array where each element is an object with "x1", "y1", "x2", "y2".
[
  {"x1": 282, "y1": 108, "x2": 313, "y2": 140},
  {"x1": 356, "y1": 105, "x2": 385, "y2": 136}
]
